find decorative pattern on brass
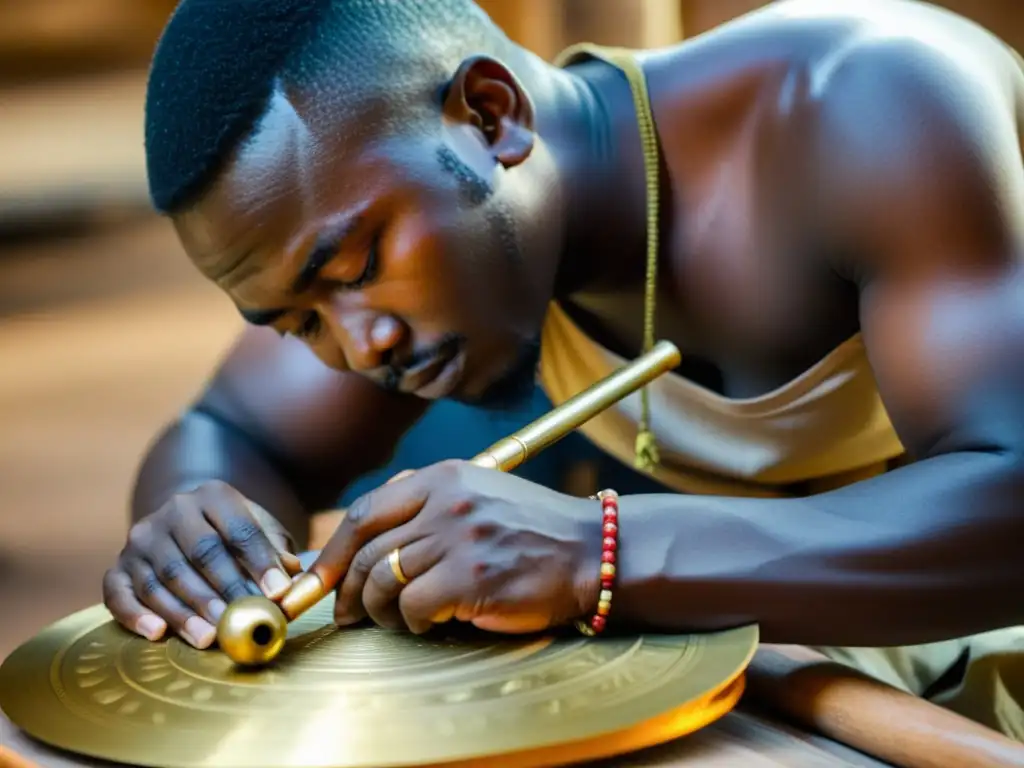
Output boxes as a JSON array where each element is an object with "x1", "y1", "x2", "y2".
[{"x1": 0, "y1": 593, "x2": 756, "y2": 768}]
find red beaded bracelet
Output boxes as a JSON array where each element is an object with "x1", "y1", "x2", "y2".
[{"x1": 576, "y1": 488, "x2": 619, "y2": 637}]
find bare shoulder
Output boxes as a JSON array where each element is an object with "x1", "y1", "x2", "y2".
[
  {"x1": 794, "y1": 8, "x2": 1024, "y2": 273},
  {"x1": 766, "y1": 0, "x2": 1022, "y2": 67},
  {"x1": 651, "y1": 0, "x2": 1024, "y2": 187},
  {"x1": 807, "y1": 11, "x2": 1022, "y2": 129}
]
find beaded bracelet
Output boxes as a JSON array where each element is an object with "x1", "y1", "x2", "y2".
[{"x1": 576, "y1": 488, "x2": 619, "y2": 637}]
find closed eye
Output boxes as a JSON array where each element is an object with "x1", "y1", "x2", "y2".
[
  {"x1": 290, "y1": 231, "x2": 382, "y2": 340},
  {"x1": 339, "y1": 230, "x2": 381, "y2": 291}
]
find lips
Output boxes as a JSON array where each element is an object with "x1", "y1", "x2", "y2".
[
  {"x1": 395, "y1": 348, "x2": 464, "y2": 399},
  {"x1": 413, "y1": 350, "x2": 465, "y2": 400}
]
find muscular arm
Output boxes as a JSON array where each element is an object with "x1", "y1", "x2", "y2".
[
  {"x1": 616, "y1": 40, "x2": 1024, "y2": 645},
  {"x1": 130, "y1": 326, "x2": 428, "y2": 544}
]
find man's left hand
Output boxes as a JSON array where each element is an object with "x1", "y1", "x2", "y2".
[{"x1": 307, "y1": 461, "x2": 603, "y2": 635}]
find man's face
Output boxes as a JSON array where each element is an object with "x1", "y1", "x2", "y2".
[{"x1": 174, "y1": 85, "x2": 552, "y2": 410}]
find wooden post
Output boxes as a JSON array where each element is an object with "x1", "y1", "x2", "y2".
[
  {"x1": 677, "y1": 0, "x2": 766, "y2": 39},
  {"x1": 477, "y1": 0, "x2": 684, "y2": 59},
  {"x1": 476, "y1": 0, "x2": 565, "y2": 60},
  {"x1": 562, "y1": 0, "x2": 683, "y2": 49}
]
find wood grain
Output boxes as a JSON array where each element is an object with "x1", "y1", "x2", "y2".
[
  {"x1": 0, "y1": 703, "x2": 890, "y2": 768},
  {"x1": 747, "y1": 646, "x2": 1024, "y2": 768}
]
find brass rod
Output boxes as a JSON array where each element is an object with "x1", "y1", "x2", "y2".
[{"x1": 470, "y1": 339, "x2": 681, "y2": 472}]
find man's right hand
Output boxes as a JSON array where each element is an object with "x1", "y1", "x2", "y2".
[{"x1": 103, "y1": 481, "x2": 303, "y2": 649}]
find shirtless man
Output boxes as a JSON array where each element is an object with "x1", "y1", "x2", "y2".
[{"x1": 114, "y1": 0, "x2": 1024, "y2": 736}]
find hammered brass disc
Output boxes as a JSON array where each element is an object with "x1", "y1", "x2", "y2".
[{"x1": 0, "y1": 594, "x2": 758, "y2": 768}]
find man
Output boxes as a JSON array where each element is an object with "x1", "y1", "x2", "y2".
[{"x1": 114, "y1": 0, "x2": 1024, "y2": 737}]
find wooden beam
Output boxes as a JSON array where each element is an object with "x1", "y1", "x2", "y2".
[
  {"x1": 562, "y1": 0, "x2": 682, "y2": 48},
  {"x1": 476, "y1": 0, "x2": 565, "y2": 60},
  {"x1": 678, "y1": 0, "x2": 766, "y2": 39}
]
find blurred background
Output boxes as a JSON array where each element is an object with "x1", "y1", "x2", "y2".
[{"x1": 1, "y1": 0, "x2": 1022, "y2": 663}]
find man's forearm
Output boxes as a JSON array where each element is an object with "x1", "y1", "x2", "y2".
[
  {"x1": 130, "y1": 409, "x2": 311, "y2": 547},
  {"x1": 615, "y1": 450, "x2": 1024, "y2": 646}
]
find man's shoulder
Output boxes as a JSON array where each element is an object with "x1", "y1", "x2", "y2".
[
  {"x1": 764, "y1": 14, "x2": 1024, "y2": 289},
  {"x1": 811, "y1": 29, "x2": 1015, "y2": 109},
  {"x1": 760, "y1": 0, "x2": 1012, "y2": 59},
  {"x1": 796, "y1": 22, "x2": 1023, "y2": 229},
  {"x1": 651, "y1": 0, "x2": 1020, "y2": 155}
]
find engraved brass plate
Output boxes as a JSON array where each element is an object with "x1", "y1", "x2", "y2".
[{"x1": 0, "y1": 595, "x2": 757, "y2": 768}]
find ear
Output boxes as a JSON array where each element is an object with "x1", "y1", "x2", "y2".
[{"x1": 442, "y1": 55, "x2": 535, "y2": 168}]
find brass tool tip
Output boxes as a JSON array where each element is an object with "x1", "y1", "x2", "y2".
[{"x1": 216, "y1": 596, "x2": 288, "y2": 666}]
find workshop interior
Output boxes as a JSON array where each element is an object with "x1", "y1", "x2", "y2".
[{"x1": 2, "y1": 2, "x2": 1024, "y2": 767}]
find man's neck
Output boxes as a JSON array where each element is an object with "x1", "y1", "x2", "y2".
[{"x1": 530, "y1": 56, "x2": 652, "y2": 299}]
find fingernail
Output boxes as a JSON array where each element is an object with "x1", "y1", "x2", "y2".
[
  {"x1": 387, "y1": 469, "x2": 416, "y2": 485},
  {"x1": 261, "y1": 568, "x2": 291, "y2": 598},
  {"x1": 208, "y1": 599, "x2": 227, "y2": 622},
  {"x1": 183, "y1": 617, "x2": 217, "y2": 649},
  {"x1": 136, "y1": 615, "x2": 166, "y2": 642}
]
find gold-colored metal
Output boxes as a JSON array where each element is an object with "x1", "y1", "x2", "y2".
[
  {"x1": 471, "y1": 340, "x2": 681, "y2": 473},
  {"x1": 216, "y1": 573, "x2": 327, "y2": 668},
  {"x1": 388, "y1": 548, "x2": 409, "y2": 585},
  {"x1": 217, "y1": 340, "x2": 682, "y2": 667},
  {"x1": 278, "y1": 571, "x2": 327, "y2": 620},
  {"x1": 0, "y1": 590, "x2": 757, "y2": 768},
  {"x1": 216, "y1": 596, "x2": 288, "y2": 666}
]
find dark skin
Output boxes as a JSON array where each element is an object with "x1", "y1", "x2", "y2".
[{"x1": 108, "y1": 0, "x2": 1024, "y2": 650}]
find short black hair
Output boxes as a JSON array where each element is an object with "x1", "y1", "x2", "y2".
[{"x1": 144, "y1": 0, "x2": 510, "y2": 214}]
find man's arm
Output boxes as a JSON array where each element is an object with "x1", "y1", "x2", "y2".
[
  {"x1": 614, "y1": 39, "x2": 1024, "y2": 646},
  {"x1": 130, "y1": 325, "x2": 429, "y2": 545}
]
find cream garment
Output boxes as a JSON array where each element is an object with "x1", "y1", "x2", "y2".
[{"x1": 540, "y1": 301, "x2": 905, "y2": 497}]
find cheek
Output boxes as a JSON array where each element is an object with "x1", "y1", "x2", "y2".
[{"x1": 381, "y1": 206, "x2": 492, "y2": 325}]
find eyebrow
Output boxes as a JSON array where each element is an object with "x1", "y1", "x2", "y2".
[
  {"x1": 291, "y1": 216, "x2": 361, "y2": 294},
  {"x1": 237, "y1": 215, "x2": 361, "y2": 327}
]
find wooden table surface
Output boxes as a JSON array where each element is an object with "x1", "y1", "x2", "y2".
[{"x1": 1, "y1": 704, "x2": 890, "y2": 767}]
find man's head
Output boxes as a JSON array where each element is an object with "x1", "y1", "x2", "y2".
[{"x1": 146, "y1": 0, "x2": 567, "y2": 409}]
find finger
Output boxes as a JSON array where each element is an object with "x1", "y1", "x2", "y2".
[
  {"x1": 144, "y1": 537, "x2": 227, "y2": 624},
  {"x1": 469, "y1": 574, "x2": 557, "y2": 635},
  {"x1": 103, "y1": 567, "x2": 167, "y2": 642},
  {"x1": 281, "y1": 552, "x2": 304, "y2": 575},
  {"x1": 396, "y1": 563, "x2": 462, "y2": 635},
  {"x1": 170, "y1": 511, "x2": 253, "y2": 604},
  {"x1": 310, "y1": 462, "x2": 452, "y2": 591},
  {"x1": 124, "y1": 559, "x2": 218, "y2": 649},
  {"x1": 199, "y1": 485, "x2": 294, "y2": 599},
  {"x1": 358, "y1": 536, "x2": 443, "y2": 630},
  {"x1": 398, "y1": 559, "x2": 546, "y2": 636},
  {"x1": 334, "y1": 521, "x2": 427, "y2": 625},
  {"x1": 266, "y1": 531, "x2": 303, "y2": 575},
  {"x1": 386, "y1": 469, "x2": 417, "y2": 485}
]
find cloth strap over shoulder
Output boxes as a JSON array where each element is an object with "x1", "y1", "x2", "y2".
[{"x1": 552, "y1": 43, "x2": 665, "y2": 473}]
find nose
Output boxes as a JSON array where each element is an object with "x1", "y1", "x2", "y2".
[{"x1": 319, "y1": 303, "x2": 405, "y2": 373}]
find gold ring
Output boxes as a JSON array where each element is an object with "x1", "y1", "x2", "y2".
[{"x1": 388, "y1": 548, "x2": 409, "y2": 585}]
